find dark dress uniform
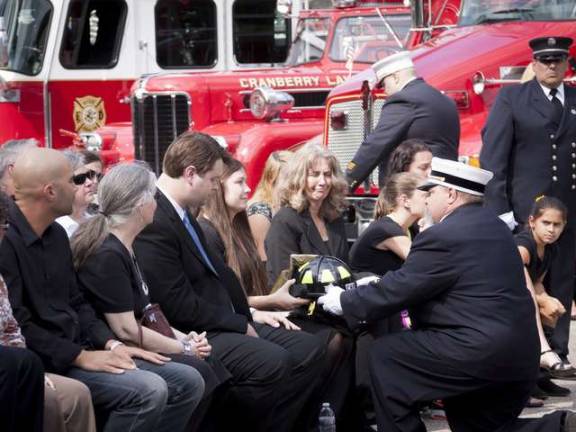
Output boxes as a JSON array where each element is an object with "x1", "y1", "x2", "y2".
[
  {"x1": 346, "y1": 78, "x2": 460, "y2": 190},
  {"x1": 340, "y1": 203, "x2": 567, "y2": 431},
  {"x1": 481, "y1": 78, "x2": 576, "y2": 357}
]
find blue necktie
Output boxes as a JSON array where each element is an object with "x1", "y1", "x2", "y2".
[{"x1": 182, "y1": 213, "x2": 217, "y2": 275}]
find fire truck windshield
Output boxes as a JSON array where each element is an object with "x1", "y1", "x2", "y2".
[
  {"x1": 286, "y1": 13, "x2": 410, "y2": 66},
  {"x1": 285, "y1": 17, "x2": 329, "y2": 65},
  {"x1": 0, "y1": 0, "x2": 52, "y2": 76},
  {"x1": 459, "y1": 0, "x2": 576, "y2": 26},
  {"x1": 329, "y1": 14, "x2": 409, "y2": 63}
]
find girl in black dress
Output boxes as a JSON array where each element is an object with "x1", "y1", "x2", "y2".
[
  {"x1": 71, "y1": 163, "x2": 229, "y2": 432},
  {"x1": 350, "y1": 172, "x2": 426, "y2": 280},
  {"x1": 349, "y1": 172, "x2": 426, "y2": 422},
  {"x1": 200, "y1": 150, "x2": 360, "y2": 430},
  {"x1": 515, "y1": 196, "x2": 573, "y2": 404}
]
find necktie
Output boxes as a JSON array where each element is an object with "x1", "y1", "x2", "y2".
[
  {"x1": 550, "y1": 88, "x2": 564, "y2": 127},
  {"x1": 182, "y1": 213, "x2": 217, "y2": 275}
]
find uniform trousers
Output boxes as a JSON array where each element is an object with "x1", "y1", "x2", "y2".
[
  {"x1": 370, "y1": 330, "x2": 565, "y2": 432},
  {"x1": 209, "y1": 322, "x2": 325, "y2": 432},
  {"x1": 545, "y1": 226, "x2": 575, "y2": 358},
  {"x1": 44, "y1": 373, "x2": 96, "y2": 432},
  {"x1": 0, "y1": 346, "x2": 44, "y2": 432}
]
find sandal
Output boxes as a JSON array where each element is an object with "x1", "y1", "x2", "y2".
[{"x1": 541, "y1": 350, "x2": 576, "y2": 379}]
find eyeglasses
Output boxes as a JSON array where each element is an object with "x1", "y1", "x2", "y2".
[{"x1": 71, "y1": 170, "x2": 103, "y2": 185}]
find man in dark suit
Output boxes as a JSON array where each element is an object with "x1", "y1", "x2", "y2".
[
  {"x1": 481, "y1": 36, "x2": 576, "y2": 370},
  {"x1": 346, "y1": 51, "x2": 460, "y2": 191},
  {"x1": 134, "y1": 132, "x2": 324, "y2": 432},
  {"x1": 319, "y1": 157, "x2": 576, "y2": 431}
]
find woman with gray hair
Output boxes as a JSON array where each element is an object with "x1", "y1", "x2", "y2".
[
  {"x1": 56, "y1": 150, "x2": 102, "y2": 237},
  {"x1": 71, "y1": 163, "x2": 227, "y2": 432}
]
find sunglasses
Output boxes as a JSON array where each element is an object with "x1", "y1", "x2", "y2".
[
  {"x1": 537, "y1": 56, "x2": 567, "y2": 65},
  {"x1": 71, "y1": 170, "x2": 103, "y2": 186}
]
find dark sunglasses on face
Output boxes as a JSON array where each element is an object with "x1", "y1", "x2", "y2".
[
  {"x1": 71, "y1": 170, "x2": 103, "y2": 186},
  {"x1": 537, "y1": 56, "x2": 567, "y2": 65}
]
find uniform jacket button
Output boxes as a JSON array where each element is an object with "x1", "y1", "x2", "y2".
[{"x1": 553, "y1": 176, "x2": 558, "y2": 181}]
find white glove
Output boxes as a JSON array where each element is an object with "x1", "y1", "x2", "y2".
[
  {"x1": 317, "y1": 284, "x2": 344, "y2": 316},
  {"x1": 499, "y1": 211, "x2": 518, "y2": 231},
  {"x1": 356, "y1": 275, "x2": 380, "y2": 287}
]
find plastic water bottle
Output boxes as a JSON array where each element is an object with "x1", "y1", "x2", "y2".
[{"x1": 318, "y1": 402, "x2": 336, "y2": 432}]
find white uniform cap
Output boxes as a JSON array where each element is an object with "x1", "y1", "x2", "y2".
[
  {"x1": 372, "y1": 51, "x2": 414, "y2": 82},
  {"x1": 418, "y1": 157, "x2": 494, "y2": 196}
]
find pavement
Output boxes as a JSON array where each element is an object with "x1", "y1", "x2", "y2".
[{"x1": 420, "y1": 320, "x2": 576, "y2": 431}]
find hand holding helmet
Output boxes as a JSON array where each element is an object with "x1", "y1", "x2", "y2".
[
  {"x1": 272, "y1": 279, "x2": 311, "y2": 310},
  {"x1": 317, "y1": 284, "x2": 344, "y2": 315}
]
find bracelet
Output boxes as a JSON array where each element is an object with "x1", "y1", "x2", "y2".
[
  {"x1": 181, "y1": 340, "x2": 193, "y2": 356},
  {"x1": 108, "y1": 340, "x2": 124, "y2": 351}
]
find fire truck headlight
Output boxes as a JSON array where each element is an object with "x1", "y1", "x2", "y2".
[
  {"x1": 80, "y1": 133, "x2": 103, "y2": 152},
  {"x1": 472, "y1": 72, "x2": 485, "y2": 95},
  {"x1": 249, "y1": 87, "x2": 294, "y2": 121}
]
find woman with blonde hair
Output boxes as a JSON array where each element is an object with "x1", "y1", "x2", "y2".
[
  {"x1": 264, "y1": 143, "x2": 359, "y2": 430},
  {"x1": 265, "y1": 144, "x2": 349, "y2": 284},
  {"x1": 247, "y1": 150, "x2": 292, "y2": 261}
]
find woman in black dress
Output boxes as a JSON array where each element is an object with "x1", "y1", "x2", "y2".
[
  {"x1": 200, "y1": 148, "x2": 359, "y2": 430},
  {"x1": 350, "y1": 172, "x2": 426, "y2": 281},
  {"x1": 71, "y1": 163, "x2": 229, "y2": 431},
  {"x1": 349, "y1": 172, "x2": 426, "y2": 415}
]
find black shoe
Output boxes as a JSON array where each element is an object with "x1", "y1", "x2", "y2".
[
  {"x1": 564, "y1": 411, "x2": 576, "y2": 432},
  {"x1": 531, "y1": 385, "x2": 549, "y2": 400},
  {"x1": 538, "y1": 378, "x2": 571, "y2": 397}
]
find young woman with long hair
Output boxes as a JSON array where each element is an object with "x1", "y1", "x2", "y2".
[{"x1": 201, "y1": 147, "x2": 360, "y2": 430}]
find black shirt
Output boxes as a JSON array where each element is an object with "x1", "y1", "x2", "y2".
[
  {"x1": 78, "y1": 234, "x2": 149, "y2": 320},
  {"x1": 514, "y1": 229, "x2": 556, "y2": 282},
  {"x1": 0, "y1": 203, "x2": 114, "y2": 373},
  {"x1": 349, "y1": 216, "x2": 406, "y2": 276}
]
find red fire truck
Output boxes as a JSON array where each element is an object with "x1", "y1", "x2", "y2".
[
  {"x1": 323, "y1": 0, "x2": 576, "y2": 235},
  {"x1": 0, "y1": 0, "x2": 296, "y2": 148},
  {"x1": 88, "y1": 0, "x2": 411, "y2": 185}
]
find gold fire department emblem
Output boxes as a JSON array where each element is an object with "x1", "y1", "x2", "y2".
[{"x1": 73, "y1": 95, "x2": 106, "y2": 132}]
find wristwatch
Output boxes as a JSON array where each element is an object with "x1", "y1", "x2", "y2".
[{"x1": 181, "y1": 340, "x2": 193, "y2": 356}]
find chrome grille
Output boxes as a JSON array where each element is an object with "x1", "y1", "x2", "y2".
[
  {"x1": 326, "y1": 99, "x2": 365, "y2": 174},
  {"x1": 326, "y1": 98, "x2": 382, "y2": 183},
  {"x1": 372, "y1": 98, "x2": 385, "y2": 129},
  {"x1": 132, "y1": 93, "x2": 190, "y2": 175}
]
